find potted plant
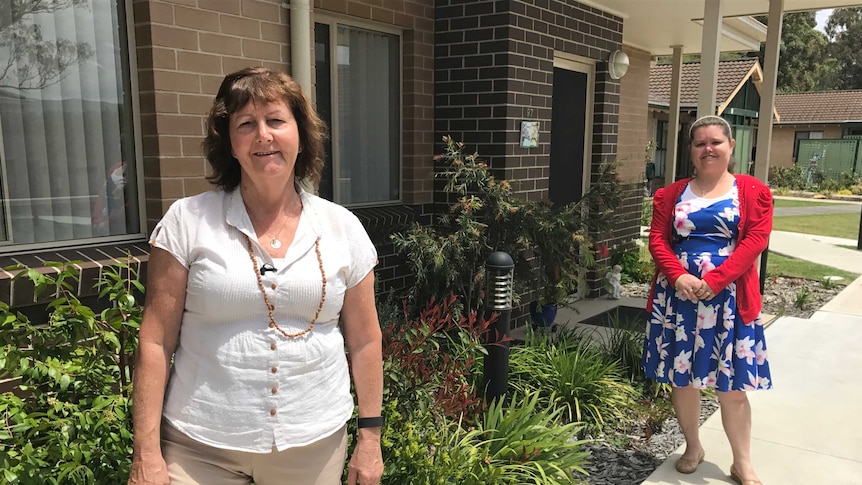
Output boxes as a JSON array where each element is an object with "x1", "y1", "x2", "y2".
[
  {"x1": 524, "y1": 202, "x2": 594, "y2": 328},
  {"x1": 392, "y1": 136, "x2": 620, "y2": 325}
]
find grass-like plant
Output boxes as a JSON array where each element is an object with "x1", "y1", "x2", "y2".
[
  {"x1": 820, "y1": 276, "x2": 840, "y2": 289},
  {"x1": 794, "y1": 288, "x2": 812, "y2": 309},
  {"x1": 441, "y1": 392, "x2": 590, "y2": 484},
  {"x1": 508, "y1": 329, "x2": 638, "y2": 430},
  {"x1": 597, "y1": 314, "x2": 646, "y2": 383}
]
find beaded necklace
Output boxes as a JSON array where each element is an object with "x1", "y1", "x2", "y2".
[{"x1": 243, "y1": 233, "x2": 327, "y2": 338}]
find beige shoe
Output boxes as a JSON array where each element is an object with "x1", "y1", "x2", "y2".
[
  {"x1": 730, "y1": 464, "x2": 763, "y2": 485},
  {"x1": 674, "y1": 450, "x2": 705, "y2": 474}
]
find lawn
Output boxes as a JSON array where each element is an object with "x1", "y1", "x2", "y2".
[
  {"x1": 766, "y1": 252, "x2": 859, "y2": 283},
  {"x1": 773, "y1": 198, "x2": 857, "y2": 208},
  {"x1": 772, "y1": 213, "x2": 861, "y2": 240}
]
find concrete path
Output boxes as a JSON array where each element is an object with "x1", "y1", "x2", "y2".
[
  {"x1": 640, "y1": 227, "x2": 862, "y2": 484},
  {"x1": 768, "y1": 230, "x2": 862, "y2": 274}
]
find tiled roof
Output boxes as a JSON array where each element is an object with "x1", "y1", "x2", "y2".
[
  {"x1": 774, "y1": 90, "x2": 862, "y2": 124},
  {"x1": 649, "y1": 58, "x2": 759, "y2": 108}
]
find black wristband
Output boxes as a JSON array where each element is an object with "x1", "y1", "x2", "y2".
[{"x1": 357, "y1": 416, "x2": 384, "y2": 428}]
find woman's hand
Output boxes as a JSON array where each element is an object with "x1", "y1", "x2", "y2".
[
  {"x1": 694, "y1": 279, "x2": 715, "y2": 301},
  {"x1": 127, "y1": 452, "x2": 170, "y2": 485},
  {"x1": 347, "y1": 430, "x2": 383, "y2": 484},
  {"x1": 674, "y1": 274, "x2": 703, "y2": 302}
]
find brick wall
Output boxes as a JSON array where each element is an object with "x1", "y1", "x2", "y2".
[
  {"x1": 434, "y1": 0, "x2": 624, "y2": 203},
  {"x1": 133, "y1": 0, "x2": 292, "y2": 232},
  {"x1": 770, "y1": 126, "x2": 797, "y2": 169},
  {"x1": 617, "y1": 46, "x2": 651, "y2": 184}
]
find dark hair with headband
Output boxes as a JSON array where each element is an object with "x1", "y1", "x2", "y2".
[
  {"x1": 202, "y1": 67, "x2": 326, "y2": 191},
  {"x1": 689, "y1": 115, "x2": 733, "y2": 141}
]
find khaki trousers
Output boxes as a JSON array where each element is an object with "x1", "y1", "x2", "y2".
[{"x1": 161, "y1": 421, "x2": 347, "y2": 485}]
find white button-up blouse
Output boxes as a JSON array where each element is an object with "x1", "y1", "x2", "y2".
[{"x1": 149, "y1": 187, "x2": 377, "y2": 452}]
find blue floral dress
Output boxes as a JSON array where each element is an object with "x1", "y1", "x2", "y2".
[{"x1": 641, "y1": 183, "x2": 772, "y2": 391}]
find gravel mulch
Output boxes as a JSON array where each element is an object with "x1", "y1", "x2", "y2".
[{"x1": 572, "y1": 276, "x2": 842, "y2": 484}]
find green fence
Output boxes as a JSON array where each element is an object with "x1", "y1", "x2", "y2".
[{"x1": 796, "y1": 139, "x2": 860, "y2": 181}]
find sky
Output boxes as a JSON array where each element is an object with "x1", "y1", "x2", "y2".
[{"x1": 815, "y1": 9, "x2": 833, "y2": 33}]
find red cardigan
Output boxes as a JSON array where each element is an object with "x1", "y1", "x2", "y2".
[{"x1": 647, "y1": 174, "x2": 773, "y2": 323}]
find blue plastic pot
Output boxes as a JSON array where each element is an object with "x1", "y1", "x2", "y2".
[{"x1": 529, "y1": 301, "x2": 558, "y2": 328}]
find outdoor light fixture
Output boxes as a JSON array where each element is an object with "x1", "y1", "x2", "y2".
[
  {"x1": 609, "y1": 49, "x2": 630, "y2": 80},
  {"x1": 483, "y1": 251, "x2": 514, "y2": 401}
]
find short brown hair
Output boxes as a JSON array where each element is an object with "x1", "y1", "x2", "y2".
[{"x1": 203, "y1": 67, "x2": 326, "y2": 191}]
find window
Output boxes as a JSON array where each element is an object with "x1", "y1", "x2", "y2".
[
  {"x1": 314, "y1": 20, "x2": 400, "y2": 205},
  {"x1": 0, "y1": 0, "x2": 139, "y2": 249}
]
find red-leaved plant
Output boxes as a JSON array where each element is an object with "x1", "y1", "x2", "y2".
[{"x1": 381, "y1": 295, "x2": 509, "y2": 422}]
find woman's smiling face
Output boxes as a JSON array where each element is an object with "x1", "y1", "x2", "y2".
[
  {"x1": 691, "y1": 124, "x2": 735, "y2": 177},
  {"x1": 229, "y1": 99, "x2": 300, "y2": 183}
]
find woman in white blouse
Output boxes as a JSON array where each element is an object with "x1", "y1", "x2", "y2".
[{"x1": 128, "y1": 67, "x2": 383, "y2": 485}]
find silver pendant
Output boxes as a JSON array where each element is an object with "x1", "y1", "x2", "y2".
[{"x1": 270, "y1": 238, "x2": 282, "y2": 249}]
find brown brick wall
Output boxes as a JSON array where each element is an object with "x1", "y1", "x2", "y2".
[
  {"x1": 134, "y1": 0, "x2": 292, "y2": 232},
  {"x1": 770, "y1": 126, "x2": 797, "y2": 169},
  {"x1": 617, "y1": 46, "x2": 651, "y2": 184}
]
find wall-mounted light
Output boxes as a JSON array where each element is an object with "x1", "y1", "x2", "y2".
[{"x1": 608, "y1": 50, "x2": 630, "y2": 80}]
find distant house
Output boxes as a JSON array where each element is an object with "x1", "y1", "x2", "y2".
[
  {"x1": 772, "y1": 90, "x2": 862, "y2": 170},
  {"x1": 648, "y1": 58, "x2": 777, "y2": 187}
]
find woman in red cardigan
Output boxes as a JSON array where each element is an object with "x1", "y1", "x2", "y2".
[{"x1": 642, "y1": 115, "x2": 772, "y2": 485}]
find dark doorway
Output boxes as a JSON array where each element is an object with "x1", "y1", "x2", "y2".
[{"x1": 549, "y1": 67, "x2": 588, "y2": 206}]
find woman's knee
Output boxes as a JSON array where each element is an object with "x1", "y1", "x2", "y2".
[{"x1": 717, "y1": 389, "x2": 748, "y2": 405}]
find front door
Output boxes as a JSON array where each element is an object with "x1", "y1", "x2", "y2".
[{"x1": 549, "y1": 58, "x2": 593, "y2": 206}]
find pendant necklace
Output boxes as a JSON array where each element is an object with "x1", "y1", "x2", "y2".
[
  {"x1": 269, "y1": 226, "x2": 286, "y2": 249},
  {"x1": 266, "y1": 198, "x2": 300, "y2": 249}
]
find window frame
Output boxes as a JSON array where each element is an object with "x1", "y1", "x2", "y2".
[
  {"x1": 313, "y1": 13, "x2": 403, "y2": 208},
  {"x1": 0, "y1": 0, "x2": 146, "y2": 255}
]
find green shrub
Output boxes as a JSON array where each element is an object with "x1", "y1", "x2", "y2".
[
  {"x1": 0, "y1": 261, "x2": 142, "y2": 484},
  {"x1": 610, "y1": 244, "x2": 654, "y2": 284},
  {"x1": 768, "y1": 165, "x2": 807, "y2": 190},
  {"x1": 508, "y1": 330, "x2": 637, "y2": 430},
  {"x1": 641, "y1": 197, "x2": 653, "y2": 227},
  {"x1": 392, "y1": 136, "x2": 620, "y2": 316}
]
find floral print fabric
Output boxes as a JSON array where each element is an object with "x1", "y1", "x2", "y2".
[{"x1": 642, "y1": 183, "x2": 772, "y2": 391}]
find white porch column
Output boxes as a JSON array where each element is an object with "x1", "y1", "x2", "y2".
[
  {"x1": 754, "y1": 0, "x2": 784, "y2": 182},
  {"x1": 290, "y1": 0, "x2": 313, "y2": 94},
  {"x1": 667, "y1": 46, "x2": 684, "y2": 184},
  {"x1": 698, "y1": 0, "x2": 723, "y2": 117}
]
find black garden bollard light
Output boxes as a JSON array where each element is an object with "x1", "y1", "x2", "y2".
[{"x1": 482, "y1": 251, "x2": 514, "y2": 403}]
